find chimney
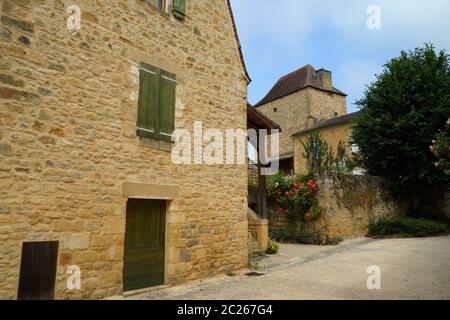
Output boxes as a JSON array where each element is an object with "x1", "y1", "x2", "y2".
[{"x1": 316, "y1": 68, "x2": 332, "y2": 91}]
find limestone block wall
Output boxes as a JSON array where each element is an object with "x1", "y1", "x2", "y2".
[
  {"x1": 256, "y1": 88, "x2": 346, "y2": 157},
  {"x1": 293, "y1": 122, "x2": 353, "y2": 174},
  {"x1": 313, "y1": 174, "x2": 408, "y2": 239},
  {"x1": 0, "y1": 0, "x2": 248, "y2": 299},
  {"x1": 248, "y1": 209, "x2": 268, "y2": 255},
  {"x1": 256, "y1": 90, "x2": 308, "y2": 157},
  {"x1": 308, "y1": 89, "x2": 346, "y2": 121}
]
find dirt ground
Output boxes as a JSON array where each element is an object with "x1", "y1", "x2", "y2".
[{"x1": 129, "y1": 236, "x2": 450, "y2": 300}]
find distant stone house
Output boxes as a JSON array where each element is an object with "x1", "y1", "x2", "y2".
[
  {"x1": 0, "y1": 0, "x2": 251, "y2": 299},
  {"x1": 292, "y1": 111, "x2": 362, "y2": 174},
  {"x1": 255, "y1": 65, "x2": 347, "y2": 175}
]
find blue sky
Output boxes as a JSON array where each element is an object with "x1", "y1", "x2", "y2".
[{"x1": 230, "y1": 0, "x2": 450, "y2": 113}]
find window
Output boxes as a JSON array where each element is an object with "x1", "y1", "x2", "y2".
[
  {"x1": 145, "y1": 0, "x2": 185, "y2": 20},
  {"x1": 146, "y1": 0, "x2": 167, "y2": 12},
  {"x1": 137, "y1": 62, "x2": 176, "y2": 142},
  {"x1": 173, "y1": 0, "x2": 186, "y2": 19}
]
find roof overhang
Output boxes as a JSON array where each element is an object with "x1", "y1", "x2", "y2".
[
  {"x1": 292, "y1": 111, "x2": 362, "y2": 137},
  {"x1": 247, "y1": 104, "x2": 281, "y2": 132}
]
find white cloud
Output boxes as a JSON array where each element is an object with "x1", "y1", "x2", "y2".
[
  {"x1": 230, "y1": 0, "x2": 450, "y2": 106},
  {"x1": 231, "y1": 0, "x2": 450, "y2": 51}
]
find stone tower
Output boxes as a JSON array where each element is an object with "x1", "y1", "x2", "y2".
[{"x1": 254, "y1": 65, "x2": 347, "y2": 174}]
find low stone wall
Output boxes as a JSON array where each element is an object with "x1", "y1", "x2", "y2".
[
  {"x1": 269, "y1": 174, "x2": 449, "y2": 241},
  {"x1": 313, "y1": 174, "x2": 408, "y2": 239},
  {"x1": 248, "y1": 209, "x2": 268, "y2": 255}
]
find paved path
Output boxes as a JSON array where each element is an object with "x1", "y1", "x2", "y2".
[{"x1": 131, "y1": 237, "x2": 450, "y2": 300}]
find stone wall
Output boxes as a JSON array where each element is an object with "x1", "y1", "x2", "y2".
[
  {"x1": 256, "y1": 87, "x2": 346, "y2": 157},
  {"x1": 248, "y1": 209, "x2": 268, "y2": 255},
  {"x1": 293, "y1": 121, "x2": 353, "y2": 174},
  {"x1": 308, "y1": 89, "x2": 346, "y2": 122},
  {"x1": 0, "y1": 0, "x2": 248, "y2": 299},
  {"x1": 248, "y1": 165, "x2": 258, "y2": 186},
  {"x1": 313, "y1": 174, "x2": 408, "y2": 239},
  {"x1": 268, "y1": 174, "x2": 408, "y2": 240}
]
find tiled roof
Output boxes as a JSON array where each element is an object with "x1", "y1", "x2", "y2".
[
  {"x1": 292, "y1": 111, "x2": 362, "y2": 137},
  {"x1": 247, "y1": 103, "x2": 281, "y2": 131},
  {"x1": 255, "y1": 65, "x2": 346, "y2": 107}
]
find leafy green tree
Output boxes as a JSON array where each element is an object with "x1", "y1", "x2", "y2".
[
  {"x1": 352, "y1": 44, "x2": 450, "y2": 215},
  {"x1": 431, "y1": 118, "x2": 450, "y2": 176}
]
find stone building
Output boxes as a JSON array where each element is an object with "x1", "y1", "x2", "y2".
[
  {"x1": 255, "y1": 64, "x2": 347, "y2": 175},
  {"x1": 292, "y1": 111, "x2": 362, "y2": 174},
  {"x1": 0, "y1": 0, "x2": 251, "y2": 299}
]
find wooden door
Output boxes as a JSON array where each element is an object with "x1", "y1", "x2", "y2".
[
  {"x1": 18, "y1": 241, "x2": 59, "y2": 300},
  {"x1": 124, "y1": 199, "x2": 166, "y2": 292}
]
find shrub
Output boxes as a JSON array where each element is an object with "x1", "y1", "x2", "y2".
[
  {"x1": 295, "y1": 228, "x2": 318, "y2": 245},
  {"x1": 301, "y1": 131, "x2": 353, "y2": 175},
  {"x1": 326, "y1": 236, "x2": 344, "y2": 246},
  {"x1": 269, "y1": 227, "x2": 294, "y2": 242},
  {"x1": 293, "y1": 226, "x2": 328, "y2": 245},
  {"x1": 431, "y1": 118, "x2": 450, "y2": 178},
  {"x1": 368, "y1": 217, "x2": 448, "y2": 238},
  {"x1": 266, "y1": 238, "x2": 280, "y2": 254},
  {"x1": 267, "y1": 172, "x2": 322, "y2": 224},
  {"x1": 267, "y1": 173, "x2": 326, "y2": 243}
]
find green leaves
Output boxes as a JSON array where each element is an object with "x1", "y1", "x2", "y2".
[
  {"x1": 267, "y1": 173, "x2": 320, "y2": 224},
  {"x1": 352, "y1": 44, "x2": 450, "y2": 201},
  {"x1": 432, "y1": 119, "x2": 450, "y2": 179},
  {"x1": 301, "y1": 131, "x2": 353, "y2": 175},
  {"x1": 368, "y1": 217, "x2": 447, "y2": 238}
]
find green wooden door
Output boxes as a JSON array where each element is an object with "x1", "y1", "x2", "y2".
[{"x1": 124, "y1": 199, "x2": 166, "y2": 291}]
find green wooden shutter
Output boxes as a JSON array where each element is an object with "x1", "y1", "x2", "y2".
[
  {"x1": 173, "y1": 0, "x2": 185, "y2": 20},
  {"x1": 137, "y1": 63, "x2": 158, "y2": 139},
  {"x1": 157, "y1": 70, "x2": 176, "y2": 141}
]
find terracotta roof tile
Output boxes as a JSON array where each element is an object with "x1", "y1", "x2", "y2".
[
  {"x1": 255, "y1": 65, "x2": 346, "y2": 107},
  {"x1": 247, "y1": 103, "x2": 281, "y2": 131},
  {"x1": 292, "y1": 111, "x2": 362, "y2": 137}
]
